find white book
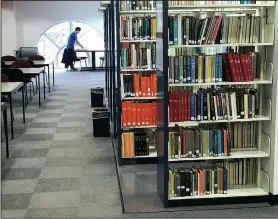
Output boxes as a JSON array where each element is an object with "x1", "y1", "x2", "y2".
[
  {"x1": 242, "y1": 17, "x2": 247, "y2": 43},
  {"x1": 178, "y1": 15, "x2": 182, "y2": 45},
  {"x1": 245, "y1": 16, "x2": 251, "y2": 43},
  {"x1": 250, "y1": 16, "x2": 255, "y2": 44},
  {"x1": 147, "y1": 48, "x2": 152, "y2": 69},
  {"x1": 239, "y1": 17, "x2": 244, "y2": 43},
  {"x1": 228, "y1": 17, "x2": 233, "y2": 43},
  {"x1": 231, "y1": 93, "x2": 238, "y2": 120}
]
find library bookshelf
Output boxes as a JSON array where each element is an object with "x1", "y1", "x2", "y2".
[
  {"x1": 115, "y1": 0, "x2": 158, "y2": 165},
  {"x1": 155, "y1": 0, "x2": 277, "y2": 207}
]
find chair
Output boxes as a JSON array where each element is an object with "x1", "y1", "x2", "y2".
[
  {"x1": 28, "y1": 55, "x2": 48, "y2": 89},
  {"x1": 1, "y1": 61, "x2": 7, "y2": 69},
  {"x1": 99, "y1": 57, "x2": 104, "y2": 67},
  {"x1": 10, "y1": 61, "x2": 35, "y2": 100},
  {"x1": 76, "y1": 57, "x2": 88, "y2": 68},
  {"x1": 1, "y1": 74, "x2": 9, "y2": 82},
  {"x1": 1, "y1": 102, "x2": 9, "y2": 158},
  {"x1": 1, "y1": 55, "x2": 17, "y2": 61},
  {"x1": 18, "y1": 47, "x2": 38, "y2": 60}
]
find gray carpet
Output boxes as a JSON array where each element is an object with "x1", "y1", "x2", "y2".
[{"x1": 1, "y1": 70, "x2": 122, "y2": 218}]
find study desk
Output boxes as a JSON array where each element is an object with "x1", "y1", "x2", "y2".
[
  {"x1": 2, "y1": 60, "x2": 55, "y2": 92},
  {"x1": 19, "y1": 67, "x2": 45, "y2": 108},
  {"x1": 75, "y1": 50, "x2": 105, "y2": 71},
  {"x1": 1, "y1": 82, "x2": 25, "y2": 139}
]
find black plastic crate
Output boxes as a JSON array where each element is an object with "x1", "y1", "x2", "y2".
[
  {"x1": 90, "y1": 87, "x2": 104, "y2": 107},
  {"x1": 92, "y1": 108, "x2": 110, "y2": 137}
]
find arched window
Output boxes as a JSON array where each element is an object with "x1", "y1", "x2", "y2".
[{"x1": 36, "y1": 20, "x2": 104, "y2": 68}]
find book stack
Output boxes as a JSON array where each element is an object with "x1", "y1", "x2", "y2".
[
  {"x1": 169, "y1": 1, "x2": 270, "y2": 6},
  {"x1": 122, "y1": 101, "x2": 157, "y2": 127},
  {"x1": 169, "y1": 52, "x2": 259, "y2": 84},
  {"x1": 122, "y1": 131, "x2": 150, "y2": 157},
  {"x1": 121, "y1": 72, "x2": 157, "y2": 98},
  {"x1": 169, "y1": 127, "x2": 231, "y2": 159},
  {"x1": 120, "y1": 0, "x2": 156, "y2": 11},
  {"x1": 168, "y1": 87, "x2": 258, "y2": 122},
  {"x1": 168, "y1": 14, "x2": 260, "y2": 45},
  {"x1": 121, "y1": 43, "x2": 156, "y2": 69},
  {"x1": 121, "y1": 16, "x2": 156, "y2": 40},
  {"x1": 169, "y1": 166, "x2": 228, "y2": 197},
  {"x1": 230, "y1": 122, "x2": 257, "y2": 149},
  {"x1": 216, "y1": 158, "x2": 257, "y2": 186}
]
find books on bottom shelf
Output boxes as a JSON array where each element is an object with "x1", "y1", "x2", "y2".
[
  {"x1": 122, "y1": 131, "x2": 157, "y2": 158},
  {"x1": 168, "y1": 158, "x2": 267, "y2": 199}
]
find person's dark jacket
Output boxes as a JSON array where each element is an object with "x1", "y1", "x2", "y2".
[{"x1": 61, "y1": 47, "x2": 76, "y2": 68}]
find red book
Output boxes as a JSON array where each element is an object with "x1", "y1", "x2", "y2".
[
  {"x1": 169, "y1": 92, "x2": 174, "y2": 122},
  {"x1": 145, "y1": 103, "x2": 150, "y2": 125},
  {"x1": 227, "y1": 53, "x2": 238, "y2": 82},
  {"x1": 173, "y1": 93, "x2": 178, "y2": 122},
  {"x1": 213, "y1": 16, "x2": 222, "y2": 43},
  {"x1": 146, "y1": 76, "x2": 151, "y2": 97},
  {"x1": 134, "y1": 74, "x2": 140, "y2": 97},
  {"x1": 177, "y1": 92, "x2": 181, "y2": 122},
  {"x1": 232, "y1": 54, "x2": 241, "y2": 81},
  {"x1": 235, "y1": 54, "x2": 244, "y2": 81},
  {"x1": 131, "y1": 102, "x2": 137, "y2": 127},
  {"x1": 150, "y1": 73, "x2": 153, "y2": 97},
  {"x1": 239, "y1": 54, "x2": 249, "y2": 81},
  {"x1": 181, "y1": 92, "x2": 184, "y2": 122},
  {"x1": 153, "y1": 73, "x2": 157, "y2": 96},
  {"x1": 182, "y1": 131, "x2": 187, "y2": 158},
  {"x1": 126, "y1": 101, "x2": 132, "y2": 127},
  {"x1": 122, "y1": 102, "x2": 127, "y2": 128},
  {"x1": 152, "y1": 102, "x2": 156, "y2": 125},
  {"x1": 141, "y1": 103, "x2": 146, "y2": 126},
  {"x1": 137, "y1": 102, "x2": 141, "y2": 126},
  {"x1": 141, "y1": 77, "x2": 147, "y2": 97},
  {"x1": 222, "y1": 53, "x2": 231, "y2": 82},
  {"x1": 246, "y1": 54, "x2": 254, "y2": 81},
  {"x1": 186, "y1": 91, "x2": 190, "y2": 121}
]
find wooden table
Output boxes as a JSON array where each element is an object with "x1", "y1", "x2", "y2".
[
  {"x1": 1, "y1": 82, "x2": 25, "y2": 139},
  {"x1": 3, "y1": 60, "x2": 55, "y2": 92},
  {"x1": 19, "y1": 67, "x2": 45, "y2": 108},
  {"x1": 75, "y1": 50, "x2": 105, "y2": 71}
]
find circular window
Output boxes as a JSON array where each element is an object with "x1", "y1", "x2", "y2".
[{"x1": 36, "y1": 21, "x2": 104, "y2": 68}]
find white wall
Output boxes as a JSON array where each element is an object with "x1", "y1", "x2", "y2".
[
  {"x1": 1, "y1": 1, "x2": 17, "y2": 56},
  {"x1": 14, "y1": 1, "x2": 103, "y2": 47}
]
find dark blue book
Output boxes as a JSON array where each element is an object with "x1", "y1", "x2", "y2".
[
  {"x1": 200, "y1": 91, "x2": 204, "y2": 120},
  {"x1": 223, "y1": 167, "x2": 228, "y2": 194},
  {"x1": 217, "y1": 130, "x2": 222, "y2": 156},
  {"x1": 191, "y1": 55, "x2": 196, "y2": 83},
  {"x1": 187, "y1": 56, "x2": 191, "y2": 82},
  {"x1": 190, "y1": 94, "x2": 196, "y2": 121},
  {"x1": 218, "y1": 55, "x2": 223, "y2": 82},
  {"x1": 215, "y1": 55, "x2": 219, "y2": 82}
]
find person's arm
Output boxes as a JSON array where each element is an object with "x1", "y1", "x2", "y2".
[{"x1": 76, "y1": 40, "x2": 84, "y2": 49}]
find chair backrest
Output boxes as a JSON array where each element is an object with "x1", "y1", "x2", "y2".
[
  {"x1": 1, "y1": 61, "x2": 7, "y2": 68},
  {"x1": 28, "y1": 55, "x2": 45, "y2": 61},
  {"x1": 19, "y1": 47, "x2": 38, "y2": 59},
  {"x1": 1, "y1": 68, "x2": 24, "y2": 82},
  {"x1": 11, "y1": 60, "x2": 32, "y2": 68},
  {"x1": 1, "y1": 74, "x2": 9, "y2": 82},
  {"x1": 1, "y1": 56, "x2": 17, "y2": 61}
]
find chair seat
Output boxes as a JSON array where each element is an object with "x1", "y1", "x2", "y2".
[
  {"x1": 76, "y1": 57, "x2": 87, "y2": 61},
  {"x1": 99, "y1": 57, "x2": 104, "y2": 61}
]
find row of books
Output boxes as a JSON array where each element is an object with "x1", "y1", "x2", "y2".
[
  {"x1": 169, "y1": 1, "x2": 269, "y2": 6},
  {"x1": 168, "y1": 15, "x2": 260, "y2": 45},
  {"x1": 169, "y1": 52, "x2": 258, "y2": 84},
  {"x1": 169, "y1": 158, "x2": 257, "y2": 197},
  {"x1": 169, "y1": 166, "x2": 228, "y2": 197},
  {"x1": 122, "y1": 101, "x2": 157, "y2": 127},
  {"x1": 169, "y1": 128, "x2": 232, "y2": 159},
  {"x1": 231, "y1": 122, "x2": 257, "y2": 149},
  {"x1": 121, "y1": 72, "x2": 157, "y2": 98},
  {"x1": 168, "y1": 87, "x2": 259, "y2": 122},
  {"x1": 121, "y1": 43, "x2": 156, "y2": 70},
  {"x1": 120, "y1": 0, "x2": 156, "y2": 11},
  {"x1": 122, "y1": 132, "x2": 150, "y2": 157},
  {"x1": 121, "y1": 16, "x2": 156, "y2": 40}
]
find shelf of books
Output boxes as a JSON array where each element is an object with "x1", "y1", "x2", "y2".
[
  {"x1": 155, "y1": 0, "x2": 276, "y2": 207},
  {"x1": 115, "y1": 0, "x2": 158, "y2": 165}
]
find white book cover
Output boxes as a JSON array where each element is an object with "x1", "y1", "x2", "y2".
[
  {"x1": 242, "y1": 17, "x2": 247, "y2": 43},
  {"x1": 245, "y1": 16, "x2": 251, "y2": 44},
  {"x1": 231, "y1": 93, "x2": 238, "y2": 120},
  {"x1": 228, "y1": 17, "x2": 233, "y2": 44}
]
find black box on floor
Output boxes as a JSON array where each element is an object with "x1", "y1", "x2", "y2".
[
  {"x1": 90, "y1": 87, "x2": 104, "y2": 107},
  {"x1": 92, "y1": 108, "x2": 110, "y2": 137}
]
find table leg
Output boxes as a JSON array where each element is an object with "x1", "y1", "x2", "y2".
[
  {"x1": 8, "y1": 93, "x2": 14, "y2": 139},
  {"x1": 91, "y1": 51, "x2": 95, "y2": 71},
  {"x1": 53, "y1": 62, "x2": 55, "y2": 86},
  {"x1": 48, "y1": 65, "x2": 50, "y2": 92},
  {"x1": 38, "y1": 74, "x2": 41, "y2": 108},
  {"x1": 22, "y1": 86, "x2": 25, "y2": 124},
  {"x1": 43, "y1": 71, "x2": 46, "y2": 99},
  {"x1": 3, "y1": 107, "x2": 9, "y2": 158}
]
